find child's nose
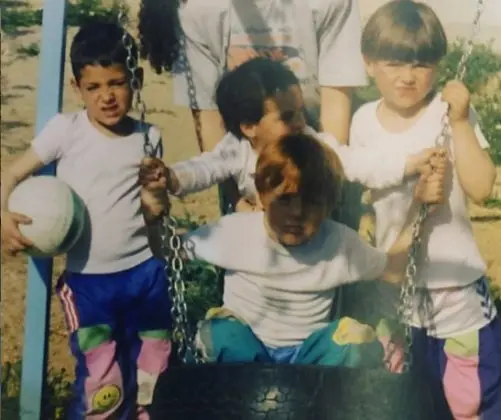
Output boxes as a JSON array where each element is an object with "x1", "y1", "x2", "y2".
[
  {"x1": 289, "y1": 198, "x2": 304, "y2": 217},
  {"x1": 401, "y1": 67, "x2": 416, "y2": 83},
  {"x1": 101, "y1": 89, "x2": 116, "y2": 103}
]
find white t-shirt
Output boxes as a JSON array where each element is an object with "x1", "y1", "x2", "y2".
[
  {"x1": 183, "y1": 211, "x2": 387, "y2": 347},
  {"x1": 350, "y1": 94, "x2": 492, "y2": 337},
  {"x1": 31, "y1": 111, "x2": 162, "y2": 274},
  {"x1": 174, "y1": 0, "x2": 367, "y2": 122},
  {"x1": 171, "y1": 126, "x2": 407, "y2": 203}
]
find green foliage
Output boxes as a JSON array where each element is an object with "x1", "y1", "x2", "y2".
[
  {"x1": 16, "y1": 42, "x2": 40, "y2": 57},
  {"x1": 184, "y1": 259, "x2": 222, "y2": 325},
  {"x1": 483, "y1": 197, "x2": 501, "y2": 209},
  {"x1": 0, "y1": 7, "x2": 42, "y2": 33},
  {"x1": 1, "y1": 0, "x2": 121, "y2": 34},
  {"x1": 437, "y1": 40, "x2": 501, "y2": 92},
  {"x1": 473, "y1": 93, "x2": 501, "y2": 165},
  {"x1": 66, "y1": 0, "x2": 121, "y2": 26},
  {"x1": 170, "y1": 214, "x2": 222, "y2": 326},
  {"x1": 1, "y1": 361, "x2": 72, "y2": 419}
]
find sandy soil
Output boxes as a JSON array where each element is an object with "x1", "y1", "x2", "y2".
[{"x1": 1, "y1": 11, "x2": 500, "y2": 377}]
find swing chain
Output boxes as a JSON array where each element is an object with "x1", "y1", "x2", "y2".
[
  {"x1": 159, "y1": 32, "x2": 205, "y2": 364},
  {"x1": 397, "y1": 0, "x2": 485, "y2": 372},
  {"x1": 117, "y1": 0, "x2": 198, "y2": 363},
  {"x1": 117, "y1": 1, "x2": 153, "y2": 157},
  {"x1": 162, "y1": 217, "x2": 201, "y2": 363}
]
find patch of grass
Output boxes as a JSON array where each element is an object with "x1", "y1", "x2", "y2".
[
  {"x1": 16, "y1": 42, "x2": 39, "y2": 57},
  {"x1": 1, "y1": 361, "x2": 72, "y2": 419},
  {"x1": 0, "y1": 7, "x2": 41, "y2": 33},
  {"x1": 1, "y1": 0, "x2": 122, "y2": 34},
  {"x1": 483, "y1": 198, "x2": 501, "y2": 209}
]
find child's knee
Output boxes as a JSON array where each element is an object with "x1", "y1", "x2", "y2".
[
  {"x1": 331, "y1": 317, "x2": 377, "y2": 345},
  {"x1": 137, "y1": 330, "x2": 172, "y2": 373},
  {"x1": 196, "y1": 316, "x2": 247, "y2": 361},
  {"x1": 331, "y1": 317, "x2": 384, "y2": 368},
  {"x1": 72, "y1": 330, "x2": 124, "y2": 418},
  {"x1": 196, "y1": 308, "x2": 267, "y2": 362},
  {"x1": 136, "y1": 330, "x2": 172, "y2": 406}
]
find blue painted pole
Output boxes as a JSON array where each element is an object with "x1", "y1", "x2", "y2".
[{"x1": 19, "y1": 1, "x2": 67, "y2": 419}]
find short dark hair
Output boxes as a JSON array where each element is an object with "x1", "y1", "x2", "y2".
[
  {"x1": 215, "y1": 58, "x2": 300, "y2": 138},
  {"x1": 362, "y1": 0, "x2": 447, "y2": 64},
  {"x1": 70, "y1": 20, "x2": 138, "y2": 82}
]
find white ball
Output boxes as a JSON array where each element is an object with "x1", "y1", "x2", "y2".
[{"x1": 8, "y1": 175, "x2": 87, "y2": 257}]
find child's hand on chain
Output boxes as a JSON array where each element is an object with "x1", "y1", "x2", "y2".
[
  {"x1": 413, "y1": 150, "x2": 448, "y2": 209},
  {"x1": 405, "y1": 146, "x2": 447, "y2": 177},
  {"x1": 442, "y1": 80, "x2": 470, "y2": 124},
  {"x1": 139, "y1": 157, "x2": 171, "y2": 223}
]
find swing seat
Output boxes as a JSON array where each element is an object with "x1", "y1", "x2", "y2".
[{"x1": 150, "y1": 363, "x2": 441, "y2": 420}]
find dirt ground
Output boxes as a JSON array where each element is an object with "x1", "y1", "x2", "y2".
[{"x1": 1, "y1": 25, "x2": 500, "y2": 377}]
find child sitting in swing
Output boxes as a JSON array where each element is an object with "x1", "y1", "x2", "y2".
[
  {"x1": 143, "y1": 132, "x2": 445, "y2": 366},
  {"x1": 351, "y1": 1, "x2": 500, "y2": 417},
  {"x1": 139, "y1": 57, "x2": 445, "y2": 214}
]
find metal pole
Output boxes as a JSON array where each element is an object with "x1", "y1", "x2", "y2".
[{"x1": 20, "y1": 1, "x2": 67, "y2": 418}]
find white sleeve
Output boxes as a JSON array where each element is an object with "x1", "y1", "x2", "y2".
[
  {"x1": 317, "y1": 131, "x2": 407, "y2": 189},
  {"x1": 340, "y1": 224, "x2": 387, "y2": 283},
  {"x1": 182, "y1": 215, "x2": 234, "y2": 268},
  {"x1": 30, "y1": 113, "x2": 71, "y2": 164},
  {"x1": 312, "y1": 0, "x2": 367, "y2": 87},
  {"x1": 170, "y1": 133, "x2": 241, "y2": 195},
  {"x1": 173, "y1": 0, "x2": 229, "y2": 109}
]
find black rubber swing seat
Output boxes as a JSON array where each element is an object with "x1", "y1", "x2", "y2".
[{"x1": 150, "y1": 363, "x2": 439, "y2": 420}]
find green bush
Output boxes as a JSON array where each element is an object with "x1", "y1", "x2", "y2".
[
  {"x1": 16, "y1": 42, "x2": 40, "y2": 57},
  {"x1": 1, "y1": 0, "x2": 121, "y2": 34},
  {"x1": 437, "y1": 40, "x2": 501, "y2": 92},
  {"x1": 1, "y1": 361, "x2": 72, "y2": 419},
  {"x1": 473, "y1": 93, "x2": 501, "y2": 165}
]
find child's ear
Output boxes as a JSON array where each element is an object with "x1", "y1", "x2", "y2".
[
  {"x1": 363, "y1": 56, "x2": 375, "y2": 78},
  {"x1": 70, "y1": 78, "x2": 85, "y2": 108},
  {"x1": 240, "y1": 122, "x2": 258, "y2": 144},
  {"x1": 70, "y1": 78, "x2": 80, "y2": 93}
]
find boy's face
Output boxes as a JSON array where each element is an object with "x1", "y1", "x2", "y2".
[
  {"x1": 365, "y1": 59, "x2": 438, "y2": 112},
  {"x1": 261, "y1": 192, "x2": 328, "y2": 246},
  {"x1": 242, "y1": 85, "x2": 306, "y2": 151},
  {"x1": 72, "y1": 63, "x2": 134, "y2": 129}
]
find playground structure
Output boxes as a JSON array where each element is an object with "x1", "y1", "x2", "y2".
[{"x1": 15, "y1": 0, "x2": 487, "y2": 418}]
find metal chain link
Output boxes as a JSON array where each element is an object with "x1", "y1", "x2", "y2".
[
  {"x1": 117, "y1": 2, "x2": 153, "y2": 156},
  {"x1": 117, "y1": 1, "x2": 200, "y2": 363},
  {"x1": 397, "y1": 0, "x2": 485, "y2": 372},
  {"x1": 163, "y1": 31, "x2": 205, "y2": 364}
]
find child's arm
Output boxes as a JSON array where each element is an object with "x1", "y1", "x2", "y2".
[
  {"x1": 381, "y1": 168, "x2": 446, "y2": 284},
  {"x1": 1, "y1": 114, "x2": 66, "y2": 254},
  {"x1": 442, "y1": 81, "x2": 496, "y2": 203},
  {"x1": 140, "y1": 133, "x2": 242, "y2": 197},
  {"x1": 1, "y1": 149, "x2": 46, "y2": 254},
  {"x1": 342, "y1": 168, "x2": 445, "y2": 286},
  {"x1": 316, "y1": 129, "x2": 444, "y2": 189},
  {"x1": 181, "y1": 214, "x2": 245, "y2": 269}
]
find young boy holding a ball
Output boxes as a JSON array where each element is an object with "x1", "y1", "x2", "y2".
[{"x1": 0, "y1": 21, "x2": 170, "y2": 419}]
